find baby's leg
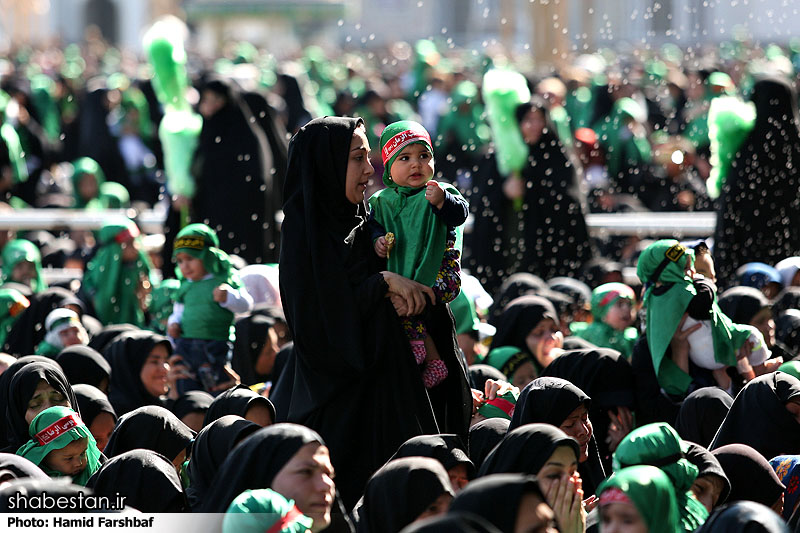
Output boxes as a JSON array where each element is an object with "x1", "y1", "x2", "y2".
[
  {"x1": 402, "y1": 318, "x2": 427, "y2": 365},
  {"x1": 421, "y1": 334, "x2": 448, "y2": 388},
  {"x1": 432, "y1": 240, "x2": 461, "y2": 304}
]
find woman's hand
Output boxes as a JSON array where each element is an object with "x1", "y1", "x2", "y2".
[
  {"x1": 547, "y1": 472, "x2": 585, "y2": 533},
  {"x1": 669, "y1": 313, "x2": 701, "y2": 374},
  {"x1": 605, "y1": 406, "x2": 634, "y2": 453},
  {"x1": 166, "y1": 355, "x2": 191, "y2": 400},
  {"x1": 383, "y1": 272, "x2": 435, "y2": 316}
]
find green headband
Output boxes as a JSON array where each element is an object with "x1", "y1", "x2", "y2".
[{"x1": 379, "y1": 120, "x2": 434, "y2": 187}]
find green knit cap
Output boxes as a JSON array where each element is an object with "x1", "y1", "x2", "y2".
[
  {"x1": 16, "y1": 406, "x2": 102, "y2": 486},
  {"x1": 591, "y1": 282, "x2": 636, "y2": 320},
  {"x1": 173, "y1": 223, "x2": 237, "y2": 285},
  {"x1": 598, "y1": 465, "x2": 680, "y2": 533},
  {"x1": 379, "y1": 120, "x2": 434, "y2": 187},
  {"x1": 1, "y1": 239, "x2": 47, "y2": 293},
  {"x1": 484, "y1": 346, "x2": 534, "y2": 381},
  {"x1": 223, "y1": 488, "x2": 313, "y2": 533}
]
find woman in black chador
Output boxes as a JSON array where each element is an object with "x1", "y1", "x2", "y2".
[
  {"x1": 272, "y1": 116, "x2": 471, "y2": 510},
  {"x1": 189, "y1": 78, "x2": 276, "y2": 264},
  {"x1": 467, "y1": 97, "x2": 593, "y2": 294},
  {"x1": 713, "y1": 76, "x2": 800, "y2": 285}
]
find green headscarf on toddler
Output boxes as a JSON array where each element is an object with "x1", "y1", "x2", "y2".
[
  {"x1": 368, "y1": 120, "x2": 465, "y2": 287},
  {"x1": 16, "y1": 406, "x2": 102, "y2": 486},
  {"x1": 173, "y1": 223, "x2": 240, "y2": 287},
  {"x1": 223, "y1": 488, "x2": 313, "y2": 533},
  {"x1": 570, "y1": 282, "x2": 638, "y2": 358},
  {"x1": 598, "y1": 465, "x2": 681, "y2": 533}
]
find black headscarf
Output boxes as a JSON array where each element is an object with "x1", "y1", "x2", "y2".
[
  {"x1": 390, "y1": 434, "x2": 475, "y2": 478},
  {"x1": 449, "y1": 473, "x2": 547, "y2": 533},
  {"x1": 489, "y1": 295, "x2": 559, "y2": 373},
  {"x1": 87, "y1": 449, "x2": 187, "y2": 512},
  {"x1": 87, "y1": 323, "x2": 139, "y2": 358},
  {"x1": 55, "y1": 345, "x2": 110, "y2": 390},
  {"x1": 0, "y1": 355, "x2": 53, "y2": 449},
  {"x1": 486, "y1": 273, "x2": 547, "y2": 325},
  {"x1": 0, "y1": 479, "x2": 96, "y2": 512},
  {"x1": 676, "y1": 388, "x2": 734, "y2": 449},
  {"x1": 713, "y1": 76, "x2": 800, "y2": 285},
  {"x1": 202, "y1": 385, "x2": 275, "y2": 426},
  {"x1": 356, "y1": 457, "x2": 454, "y2": 533},
  {"x1": 199, "y1": 423, "x2": 325, "y2": 512},
  {"x1": 468, "y1": 364, "x2": 507, "y2": 391},
  {"x1": 776, "y1": 310, "x2": 800, "y2": 359},
  {"x1": 0, "y1": 453, "x2": 48, "y2": 483},
  {"x1": 106, "y1": 330, "x2": 172, "y2": 416},
  {"x1": 548, "y1": 276, "x2": 592, "y2": 311},
  {"x1": 773, "y1": 288, "x2": 800, "y2": 316},
  {"x1": 274, "y1": 116, "x2": 470, "y2": 508},
  {"x1": 232, "y1": 314, "x2": 275, "y2": 386},
  {"x1": 4, "y1": 287, "x2": 86, "y2": 355},
  {"x1": 696, "y1": 501, "x2": 789, "y2": 533},
  {"x1": 72, "y1": 383, "x2": 116, "y2": 427},
  {"x1": 508, "y1": 376, "x2": 605, "y2": 496},
  {"x1": 712, "y1": 444, "x2": 785, "y2": 507},
  {"x1": 477, "y1": 423, "x2": 579, "y2": 477},
  {"x1": 710, "y1": 372, "x2": 800, "y2": 460},
  {"x1": 540, "y1": 347, "x2": 635, "y2": 466},
  {"x1": 185, "y1": 415, "x2": 260, "y2": 509},
  {"x1": 5, "y1": 361, "x2": 78, "y2": 450},
  {"x1": 399, "y1": 512, "x2": 502, "y2": 533},
  {"x1": 718, "y1": 286, "x2": 771, "y2": 325},
  {"x1": 468, "y1": 418, "x2": 510, "y2": 470},
  {"x1": 684, "y1": 441, "x2": 731, "y2": 506},
  {"x1": 103, "y1": 405, "x2": 194, "y2": 462},
  {"x1": 170, "y1": 390, "x2": 214, "y2": 422},
  {"x1": 271, "y1": 341, "x2": 293, "y2": 386}
]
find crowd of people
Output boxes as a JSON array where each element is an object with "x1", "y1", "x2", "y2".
[{"x1": 0, "y1": 23, "x2": 799, "y2": 533}]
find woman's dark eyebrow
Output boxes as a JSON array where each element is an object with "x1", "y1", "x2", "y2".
[{"x1": 351, "y1": 145, "x2": 367, "y2": 152}]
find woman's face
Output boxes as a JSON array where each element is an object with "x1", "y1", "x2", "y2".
[
  {"x1": 244, "y1": 403, "x2": 273, "y2": 427},
  {"x1": 785, "y1": 399, "x2": 800, "y2": 424},
  {"x1": 514, "y1": 492, "x2": 559, "y2": 533},
  {"x1": 559, "y1": 405, "x2": 593, "y2": 462},
  {"x1": 690, "y1": 474, "x2": 725, "y2": 513},
  {"x1": 520, "y1": 108, "x2": 546, "y2": 145},
  {"x1": 89, "y1": 411, "x2": 116, "y2": 452},
  {"x1": 525, "y1": 318, "x2": 563, "y2": 368},
  {"x1": 604, "y1": 299, "x2": 635, "y2": 331},
  {"x1": 536, "y1": 445, "x2": 579, "y2": 497},
  {"x1": 600, "y1": 502, "x2": 647, "y2": 533},
  {"x1": 345, "y1": 126, "x2": 374, "y2": 205},
  {"x1": 447, "y1": 463, "x2": 469, "y2": 492},
  {"x1": 139, "y1": 344, "x2": 170, "y2": 397},
  {"x1": 413, "y1": 492, "x2": 453, "y2": 523},
  {"x1": 199, "y1": 89, "x2": 227, "y2": 119},
  {"x1": 511, "y1": 361, "x2": 537, "y2": 390},
  {"x1": 271, "y1": 443, "x2": 335, "y2": 533},
  {"x1": 25, "y1": 380, "x2": 70, "y2": 425},
  {"x1": 11, "y1": 260, "x2": 36, "y2": 286}
]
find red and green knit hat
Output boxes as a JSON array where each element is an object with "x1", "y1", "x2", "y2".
[
  {"x1": 379, "y1": 120, "x2": 433, "y2": 187},
  {"x1": 591, "y1": 282, "x2": 636, "y2": 320}
]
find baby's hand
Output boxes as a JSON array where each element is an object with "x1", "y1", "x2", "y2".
[
  {"x1": 374, "y1": 236, "x2": 388, "y2": 258},
  {"x1": 168, "y1": 323, "x2": 182, "y2": 338},
  {"x1": 425, "y1": 180, "x2": 445, "y2": 209},
  {"x1": 213, "y1": 284, "x2": 231, "y2": 303}
]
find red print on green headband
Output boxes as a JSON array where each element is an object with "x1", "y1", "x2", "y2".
[
  {"x1": 34, "y1": 413, "x2": 82, "y2": 446},
  {"x1": 381, "y1": 128, "x2": 432, "y2": 165}
]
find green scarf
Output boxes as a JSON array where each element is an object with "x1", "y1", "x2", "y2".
[
  {"x1": 598, "y1": 465, "x2": 681, "y2": 533},
  {"x1": 16, "y1": 406, "x2": 101, "y2": 486},
  {"x1": 148, "y1": 279, "x2": 181, "y2": 334},
  {"x1": 570, "y1": 321, "x2": 638, "y2": 360},
  {"x1": 0, "y1": 288, "x2": 29, "y2": 347},
  {"x1": 84, "y1": 218, "x2": 155, "y2": 327},
  {"x1": 779, "y1": 361, "x2": 800, "y2": 381},
  {"x1": 612, "y1": 423, "x2": 708, "y2": 532},
  {"x1": 173, "y1": 223, "x2": 240, "y2": 287},
  {"x1": 638, "y1": 240, "x2": 753, "y2": 394},
  {"x1": 371, "y1": 121, "x2": 464, "y2": 287},
  {"x1": 484, "y1": 346, "x2": 534, "y2": 382},
  {"x1": 1, "y1": 239, "x2": 47, "y2": 293},
  {"x1": 223, "y1": 488, "x2": 313, "y2": 533},
  {"x1": 70, "y1": 157, "x2": 105, "y2": 209}
]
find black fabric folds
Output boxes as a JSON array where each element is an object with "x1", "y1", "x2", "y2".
[
  {"x1": 710, "y1": 372, "x2": 800, "y2": 460},
  {"x1": 390, "y1": 434, "x2": 474, "y2": 478},
  {"x1": 718, "y1": 287, "x2": 771, "y2": 325},
  {"x1": 106, "y1": 331, "x2": 172, "y2": 416},
  {"x1": 72, "y1": 384, "x2": 116, "y2": 427},
  {"x1": 356, "y1": 457, "x2": 454, "y2": 533},
  {"x1": 273, "y1": 116, "x2": 470, "y2": 508},
  {"x1": 55, "y1": 345, "x2": 111, "y2": 390},
  {"x1": 199, "y1": 423, "x2": 325, "y2": 512},
  {"x1": 0, "y1": 453, "x2": 48, "y2": 482},
  {"x1": 676, "y1": 388, "x2": 733, "y2": 449},
  {"x1": 3, "y1": 287, "x2": 86, "y2": 355},
  {"x1": 103, "y1": 405, "x2": 195, "y2": 461},
  {"x1": 468, "y1": 364, "x2": 507, "y2": 391},
  {"x1": 712, "y1": 444, "x2": 785, "y2": 507},
  {"x1": 468, "y1": 418, "x2": 510, "y2": 470},
  {"x1": 87, "y1": 324, "x2": 139, "y2": 358},
  {"x1": 171, "y1": 390, "x2": 214, "y2": 421},
  {"x1": 0, "y1": 356, "x2": 54, "y2": 449},
  {"x1": 696, "y1": 501, "x2": 789, "y2": 533},
  {"x1": 232, "y1": 314, "x2": 275, "y2": 386},
  {"x1": 399, "y1": 512, "x2": 502, "y2": 533},
  {"x1": 185, "y1": 415, "x2": 260, "y2": 509},
  {"x1": 87, "y1": 449, "x2": 187, "y2": 512},
  {"x1": 202, "y1": 384, "x2": 275, "y2": 426},
  {"x1": 0, "y1": 479, "x2": 96, "y2": 512},
  {"x1": 684, "y1": 442, "x2": 732, "y2": 505}
]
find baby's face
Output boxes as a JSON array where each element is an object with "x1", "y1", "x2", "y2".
[
  {"x1": 603, "y1": 298, "x2": 635, "y2": 330},
  {"x1": 44, "y1": 438, "x2": 89, "y2": 476}
]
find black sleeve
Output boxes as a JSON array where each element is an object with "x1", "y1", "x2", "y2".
[
  {"x1": 353, "y1": 273, "x2": 390, "y2": 312},
  {"x1": 366, "y1": 211, "x2": 387, "y2": 243},
  {"x1": 430, "y1": 190, "x2": 469, "y2": 227}
]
